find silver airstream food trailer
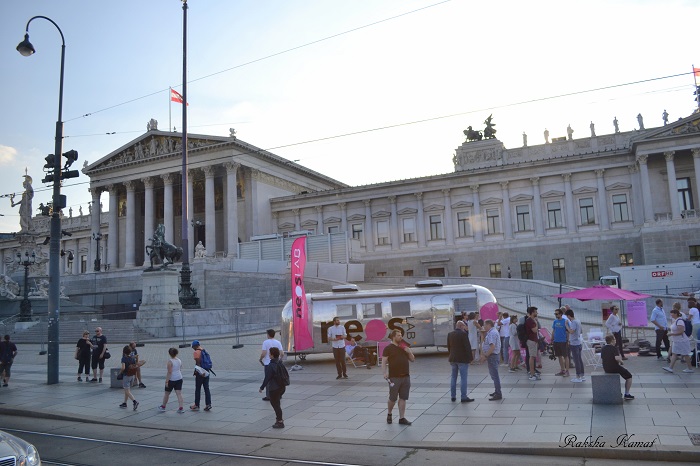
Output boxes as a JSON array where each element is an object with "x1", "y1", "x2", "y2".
[{"x1": 281, "y1": 280, "x2": 497, "y2": 357}]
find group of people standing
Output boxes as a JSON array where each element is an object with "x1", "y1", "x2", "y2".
[
  {"x1": 74, "y1": 327, "x2": 115, "y2": 384},
  {"x1": 651, "y1": 298, "x2": 698, "y2": 374}
]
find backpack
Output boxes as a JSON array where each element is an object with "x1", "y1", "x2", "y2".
[
  {"x1": 517, "y1": 318, "x2": 529, "y2": 346},
  {"x1": 678, "y1": 318, "x2": 693, "y2": 338},
  {"x1": 274, "y1": 360, "x2": 290, "y2": 386},
  {"x1": 199, "y1": 348, "x2": 213, "y2": 370}
]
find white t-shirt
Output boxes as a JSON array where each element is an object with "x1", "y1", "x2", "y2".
[
  {"x1": 261, "y1": 338, "x2": 283, "y2": 365},
  {"x1": 327, "y1": 324, "x2": 347, "y2": 348},
  {"x1": 689, "y1": 307, "x2": 700, "y2": 325},
  {"x1": 499, "y1": 320, "x2": 510, "y2": 337}
]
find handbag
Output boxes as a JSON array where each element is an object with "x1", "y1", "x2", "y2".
[
  {"x1": 116, "y1": 371, "x2": 124, "y2": 380},
  {"x1": 103, "y1": 350, "x2": 111, "y2": 360}
]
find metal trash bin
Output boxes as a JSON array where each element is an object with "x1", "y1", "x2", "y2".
[{"x1": 110, "y1": 367, "x2": 136, "y2": 389}]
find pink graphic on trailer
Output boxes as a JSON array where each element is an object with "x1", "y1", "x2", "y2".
[
  {"x1": 479, "y1": 302, "x2": 499, "y2": 321},
  {"x1": 364, "y1": 319, "x2": 387, "y2": 341},
  {"x1": 291, "y1": 237, "x2": 314, "y2": 351}
]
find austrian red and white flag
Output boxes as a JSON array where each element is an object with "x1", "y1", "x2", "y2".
[
  {"x1": 291, "y1": 237, "x2": 314, "y2": 351},
  {"x1": 170, "y1": 88, "x2": 188, "y2": 106}
]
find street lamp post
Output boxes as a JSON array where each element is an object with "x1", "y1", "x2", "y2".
[
  {"x1": 92, "y1": 232, "x2": 102, "y2": 272},
  {"x1": 17, "y1": 16, "x2": 66, "y2": 384},
  {"x1": 16, "y1": 251, "x2": 36, "y2": 322}
]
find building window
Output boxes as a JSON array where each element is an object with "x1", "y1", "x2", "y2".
[
  {"x1": 402, "y1": 217, "x2": 415, "y2": 242},
  {"x1": 489, "y1": 263, "x2": 501, "y2": 278},
  {"x1": 520, "y1": 261, "x2": 533, "y2": 279},
  {"x1": 516, "y1": 205, "x2": 531, "y2": 231},
  {"x1": 486, "y1": 209, "x2": 500, "y2": 234},
  {"x1": 585, "y1": 256, "x2": 599, "y2": 281},
  {"x1": 457, "y1": 211, "x2": 471, "y2": 237},
  {"x1": 579, "y1": 197, "x2": 595, "y2": 225},
  {"x1": 459, "y1": 265, "x2": 471, "y2": 277},
  {"x1": 429, "y1": 215, "x2": 443, "y2": 240},
  {"x1": 351, "y1": 223, "x2": 364, "y2": 245},
  {"x1": 678, "y1": 177, "x2": 694, "y2": 211},
  {"x1": 619, "y1": 253, "x2": 634, "y2": 266},
  {"x1": 391, "y1": 301, "x2": 411, "y2": 317},
  {"x1": 376, "y1": 271, "x2": 387, "y2": 277},
  {"x1": 80, "y1": 255, "x2": 87, "y2": 274},
  {"x1": 612, "y1": 194, "x2": 630, "y2": 222},
  {"x1": 403, "y1": 270, "x2": 414, "y2": 277},
  {"x1": 362, "y1": 303, "x2": 382, "y2": 318},
  {"x1": 552, "y1": 258, "x2": 566, "y2": 283},
  {"x1": 690, "y1": 246, "x2": 700, "y2": 261},
  {"x1": 336, "y1": 304, "x2": 357, "y2": 319},
  {"x1": 327, "y1": 225, "x2": 339, "y2": 234},
  {"x1": 376, "y1": 220, "x2": 389, "y2": 245},
  {"x1": 547, "y1": 201, "x2": 563, "y2": 229}
]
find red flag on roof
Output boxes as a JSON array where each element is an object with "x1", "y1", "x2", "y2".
[{"x1": 170, "y1": 88, "x2": 188, "y2": 106}]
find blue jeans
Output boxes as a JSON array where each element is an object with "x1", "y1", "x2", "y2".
[
  {"x1": 487, "y1": 354, "x2": 501, "y2": 396},
  {"x1": 570, "y1": 344, "x2": 584, "y2": 377},
  {"x1": 502, "y1": 337, "x2": 510, "y2": 363},
  {"x1": 194, "y1": 374, "x2": 211, "y2": 407},
  {"x1": 449, "y1": 362, "x2": 469, "y2": 400}
]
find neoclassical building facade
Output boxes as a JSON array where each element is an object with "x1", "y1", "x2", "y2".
[{"x1": 1, "y1": 114, "x2": 700, "y2": 296}]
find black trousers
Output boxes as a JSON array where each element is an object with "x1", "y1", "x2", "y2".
[
  {"x1": 655, "y1": 328, "x2": 670, "y2": 358},
  {"x1": 333, "y1": 347, "x2": 347, "y2": 376},
  {"x1": 613, "y1": 331, "x2": 624, "y2": 357},
  {"x1": 269, "y1": 387, "x2": 286, "y2": 422}
]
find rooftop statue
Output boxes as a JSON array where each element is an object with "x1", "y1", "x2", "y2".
[
  {"x1": 463, "y1": 126, "x2": 483, "y2": 142},
  {"x1": 145, "y1": 224, "x2": 183, "y2": 270},
  {"x1": 637, "y1": 113, "x2": 645, "y2": 130},
  {"x1": 613, "y1": 117, "x2": 620, "y2": 133},
  {"x1": 567, "y1": 124, "x2": 574, "y2": 140},
  {"x1": 662, "y1": 109, "x2": 669, "y2": 126},
  {"x1": 483, "y1": 114, "x2": 497, "y2": 139},
  {"x1": 522, "y1": 131, "x2": 527, "y2": 147},
  {"x1": 544, "y1": 128, "x2": 550, "y2": 144},
  {"x1": 590, "y1": 121, "x2": 596, "y2": 137},
  {"x1": 10, "y1": 173, "x2": 33, "y2": 232}
]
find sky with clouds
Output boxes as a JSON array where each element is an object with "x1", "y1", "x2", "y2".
[{"x1": 1, "y1": 0, "x2": 699, "y2": 233}]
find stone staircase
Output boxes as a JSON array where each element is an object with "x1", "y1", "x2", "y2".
[{"x1": 7, "y1": 317, "x2": 154, "y2": 345}]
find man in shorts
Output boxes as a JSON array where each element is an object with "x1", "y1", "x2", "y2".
[
  {"x1": 552, "y1": 309, "x2": 569, "y2": 376},
  {"x1": 601, "y1": 334, "x2": 634, "y2": 400},
  {"x1": 0, "y1": 335, "x2": 17, "y2": 387},
  {"x1": 89, "y1": 327, "x2": 108, "y2": 383},
  {"x1": 382, "y1": 329, "x2": 415, "y2": 426}
]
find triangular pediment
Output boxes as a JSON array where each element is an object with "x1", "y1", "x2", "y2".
[
  {"x1": 278, "y1": 222, "x2": 296, "y2": 229},
  {"x1": 606, "y1": 182, "x2": 632, "y2": 191},
  {"x1": 480, "y1": 197, "x2": 502, "y2": 205},
  {"x1": 301, "y1": 219, "x2": 318, "y2": 227},
  {"x1": 323, "y1": 216, "x2": 341, "y2": 224},
  {"x1": 631, "y1": 113, "x2": 700, "y2": 144},
  {"x1": 397, "y1": 208, "x2": 417, "y2": 215},
  {"x1": 451, "y1": 201, "x2": 473, "y2": 208},
  {"x1": 372, "y1": 210, "x2": 391, "y2": 219},
  {"x1": 541, "y1": 190, "x2": 564, "y2": 198},
  {"x1": 347, "y1": 214, "x2": 366, "y2": 221},
  {"x1": 509, "y1": 194, "x2": 533, "y2": 202},
  {"x1": 424, "y1": 204, "x2": 445, "y2": 212},
  {"x1": 572, "y1": 186, "x2": 597, "y2": 195}
]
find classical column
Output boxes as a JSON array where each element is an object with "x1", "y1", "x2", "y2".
[
  {"x1": 594, "y1": 169, "x2": 610, "y2": 230},
  {"x1": 562, "y1": 173, "x2": 577, "y2": 233},
  {"x1": 388, "y1": 196, "x2": 399, "y2": 249},
  {"x1": 161, "y1": 173, "x2": 175, "y2": 243},
  {"x1": 224, "y1": 162, "x2": 239, "y2": 256},
  {"x1": 339, "y1": 202, "x2": 347, "y2": 236},
  {"x1": 628, "y1": 165, "x2": 643, "y2": 226},
  {"x1": 142, "y1": 177, "x2": 155, "y2": 266},
  {"x1": 364, "y1": 200, "x2": 374, "y2": 252},
  {"x1": 665, "y1": 151, "x2": 681, "y2": 219},
  {"x1": 415, "y1": 193, "x2": 426, "y2": 247},
  {"x1": 292, "y1": 209, "x2": 300, "y2": 231},
  {"x1": 471, "y1": 185, "x2": 483, "y2": 242},
  {"x1": 315, "y1": 205, "x2": 324, "y2": 235},
  {"x1": 693, "y1": 149, "x2": 700, "y2": 211},
  {"x1": 124, "y1": 180, "x2": 137, "y2": 267},
  {"x1": 636, "y1": 155, "x2": 654, "y2": 223},
  {"x1": 71, "y1": 239, "x2": 79, "y2": 275},
  {"x1": 187, "y1": 169, "x2": 196, "y2": 259},
  {"x1": 203, "y1": 166, "x2": 216, "y2": 256},
  {"x1": 500, "y1": 182, "x2": 513, "y2": 239},
  {"x1": 530, "y1": 177, "x2": 545, "y2": 236},
  {"x1": 107, "y1": 184, "x2": 119, "y2": 268},
  {"x1": 442, "y1": 189, "x2": 455, "y2": 245},
  {"x1": 89, "y1": 186, "x2": 101, "y2": 270}
]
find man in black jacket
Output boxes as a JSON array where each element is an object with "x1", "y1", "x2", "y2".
[{"x1": 447, "y1": 321, "x2": 474, "y2": 402}]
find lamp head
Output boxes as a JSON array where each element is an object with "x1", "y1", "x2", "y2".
[{"x1": 16, "y1": 33, "x2": 35, "y2": 57}]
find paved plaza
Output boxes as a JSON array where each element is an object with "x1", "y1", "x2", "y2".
[{"x1": 1, "y1": 333, "x2": 699, "y2": 460}]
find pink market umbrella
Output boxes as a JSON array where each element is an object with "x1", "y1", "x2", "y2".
[{"x1": 554, "y1": 285, "x2": 651, "y2": 301}]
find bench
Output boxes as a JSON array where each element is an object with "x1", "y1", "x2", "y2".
[
  {"x1": 591, "y1": 374, "x2": 622, "y2": 405},
  {"x1": 110, "y1": 367, "x2": 137, "y2": 389}
]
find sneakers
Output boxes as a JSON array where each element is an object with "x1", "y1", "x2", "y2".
[
  {"x1": 204, "y1": 405, "x2": 212, "y2": 411},
  {"x1": 509, "y1": 368, "x2": 516, "y2": 373},
  {"x1": 555, "y1": 371, "x2": 566, "y2": 376},
  {"x1": 139, "y1": 383, "x2": 147, "y2": 388},
  {"x1": 682, "y1": 369, "x2": 695, "y2": 373},
  {"x1": 564, "y1": 370, "x2": 570, "y2": 376},
  {"x1": 624, "y1": 394, "x2": 635, "y2": 400},
  {"x1": 451, "y1": 397, "x2": 456, "y2": 402},
  {"x1": 158, "y1": 405, "x2": 166, "y2": 412},
  {"x1": 177, "y1": 407, "x2": 184, "y2": 414},
  {"x1": 133, "y1": 400, "x2": 139, "y2": 411},
  {"x1": 461, "y1": 398, "x2": 474, "y2": 403},
  {"x1": 386, "y1": 413, "x2": 392, "y2": 424},
  {"x1": 119, "y1": 402, "x2": 127, "y2": 408},
  {"x1": 90, "y1": 378, "x2": 98, "y2": 383},
  {"x1": 190, "y1": 405, "x2": 199, "y2": 411},
  {"x1": 262, "y1": 397, "x2": 270, "y2": 401},
  {"x1": 272, "y1": 421, "x2": 285, "y2": 429},
  {"x1": 99, "y1": 378, "x2": 103, "y2": 383},
  {"x1": 398, "y1": 418, "x2": 412, "y2": 425},
  {"x1": 571, "y1": 378, "x2": 583, "y2": 383},
  {"x1": 662, "y1": 367, "x2": 674, "y2": 373},
  {"x1": 342, "y1": 374, "x2": 348, "y2": 379},
  {"x1": 579, "y1": 376, "x2": 586, "y2": 381},
  {"x1": 528, "y1": 375, "x2": 540, "y2": 381},
  {"x1": 489, "y1": 394, "x2": 503, "y2": 401},
  {"x1": 336, "y1": 375, "x2": 342, "y2": 380},
  {"x1": 77, "y1": 377, "x2": 82, "y2": 382}
]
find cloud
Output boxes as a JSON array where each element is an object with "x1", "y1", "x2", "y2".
[{"x1": 0, "y1": 145, "x2": 18, "y2": 165}]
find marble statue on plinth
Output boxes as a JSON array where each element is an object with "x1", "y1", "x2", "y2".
[
  {"x1": 10, "y1": 173, "x2": 33, "y2": 232},
  {"x1": 194, "y1": 241, "x2": 206, "y2": 258},
  {"x1": 145, "y1": 224, "x2": 183, "y2": 270}
]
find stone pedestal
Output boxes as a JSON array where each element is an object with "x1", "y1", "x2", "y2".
[{"x1": 135, "y1": 270, "x2": 182, "y2": 338}]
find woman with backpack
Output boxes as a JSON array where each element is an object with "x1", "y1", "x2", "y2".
[
  {"x1": 662, "y1": 308, "x2": 694, "y2": 374},
  {"x1": 259, "y1": 346, "x2": 288, "y2": 429},
  {"x1": 190, "y1": 340, "x2": 212, "y2": 411}
]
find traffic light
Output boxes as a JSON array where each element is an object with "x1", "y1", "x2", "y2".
[{"x1": 42, "y1": 149, "x2": 79, "y2": 184}]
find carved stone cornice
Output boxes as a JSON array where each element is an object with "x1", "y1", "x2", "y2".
[{"x1": 251, "y1": 169, "x2": 309, "y2": 193}]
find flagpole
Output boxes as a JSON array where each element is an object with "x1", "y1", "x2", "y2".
[
  {"x1": 694, "y1": 65, "x2": 700, "y2": 111},
  {"x1": 169, "y1": 87, "x2": 172, "y2": 132}
]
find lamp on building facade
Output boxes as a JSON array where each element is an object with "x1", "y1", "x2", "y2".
[
  {"x1": 16, "y1": 250, "x2": 35, "y2": 322},
  {"x1": 17, "y1": 15, "x2": 67, "y2": 384},
  {"x1": 92, "y1": 232, "x2": 102, "y2": 272}
]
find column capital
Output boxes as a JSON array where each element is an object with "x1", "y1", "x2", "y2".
[
  {"x1": 315, "y1": 205, "x2": 323, "y2": 213},
  {"x1": 388, "y1": 195, "x2": 396, "y2": 203},
  {"x1": 363, "y1": 199, "x2": 372, "y2": 207},
  {"x1": 188, "y1": 168, "x2": 199, "y2": 178},
  {"x1": 142, "y1": 176, "x2": 156, "y2": 188},
  {"x1": 529, "y1": 177, "x2": 540, "y2": 185},
  {"x1": 441, "y1": 188, "x2": 451, "y2": 196},
  {"x1": 88, "y1": 186, "x2": 102, "y2": 197},
  {"x1": 292, "y1": 208, "x2": 300, "y2": 215},
  {"x1": 594, "y1": 169, "x2": 605, "y2": 178},
  {"x1": 414, "y1": 192, "x2": 423, "y2": 201},
  {"x1": 561, "y1": 173, "x2": 572, "y2": 181},
  {"x1": 224, "y1": 161, "x2": 241, "y2": 173},
  {"x1": 272, "y1": 211, "x2": 278, "y2": 219},
  {"x1": 124, "y1": 180, "x2": 136, "y2": 192},
  {"x1": 338, "y1": 202, "x2": 346, "y2": 210},
  {"x1": 636, "y1": 154, "x2": 648, "y2": 165},
  {"x1": 106, "y1": 184, "x2": 118, "y2": 194},
  {"x1": 664, "y1": 151, "x2": 675, "y2": 161},
  {"x1": 161, "y1": 172, "x2": 176, "y2": 185},
  {"x1": 499, "y1": 181, "x2": 509, "y2": 189},
  {"x1": 470, "y1": 184, "x2": 480, "y2": 193},
  {"x1": 692, "y1": 148, "x2": 700, "y2": 159},
  {"x1": 628, "y1": 164, "x2": 639, "y2": 174},
  {"x1": 202, "y1": 165, "x2": 216, "y2": 178}
]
